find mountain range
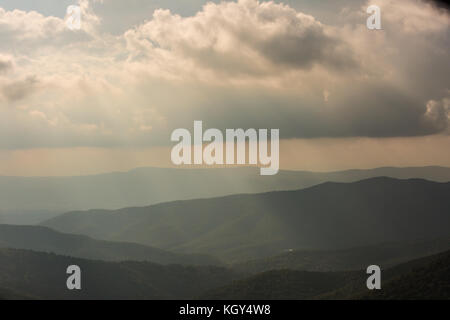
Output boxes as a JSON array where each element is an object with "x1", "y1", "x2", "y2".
[
  {"x1": 0, "y1": 224, "x2": 220, "y2": 266},
  {"x1": 202, "y1": 250, "x2": 450, "y2": 300},
  {"x1": 42, "y1": 177, "x2": 450, "y2": 262},
  {"x1": 2, "y1": 166, "x2": 450, "y2": 224},
  {"x1": 1, "y1": 170, "x2": 449, "y2": 299},
  {"x1": 0, "y1": 248, "x2": 238, "y2": 300},
  {"x1": 2, "y1": 224, "x2": 448, "y2": 274},
  {"x1": 1, "y1": 246, "x2": 448, "y2": 300},
  {"x1": 233, "y1": 237, "x2": 450, "y2": 273}
]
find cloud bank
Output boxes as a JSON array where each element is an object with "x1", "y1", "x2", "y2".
[{"x1": 0, "y1": 0, "x2": 449, "y2": 149}]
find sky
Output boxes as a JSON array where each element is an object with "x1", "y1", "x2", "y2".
[{"x1": 0, "y1": 0, "x2": 449, "y2": 176}]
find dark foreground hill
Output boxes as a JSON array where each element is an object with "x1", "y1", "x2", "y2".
[
  {"x1": 359, "y1": 252, "x2": 450, "y2": 300},
  {"x1": 43, "y1": 177, "x2": 450, "y2": 262},
  {"x1": 202, "y1": 250, "x2": 450, "y2": 300},
  {"x1": 325, "y1": 250, "x2": 450, "y2": 300},
  {"x1": 3, "y1": 166, "x2": 450, "y2": 224},
  {"x1": 0, "y1": 224, "x2": 220, "y2": 266},
  {"x1": 201, "y1": 269, "x2": 360, "y2": 300},
  {"x1": 0, "y1": 248, "x2": 238, "y2": 300},
  {"x1": 0, "y1": 247, "x2": 448, "y2": 300},
  {"x1": 0, "y1": 287, "x2": 31, "y2": 300}
]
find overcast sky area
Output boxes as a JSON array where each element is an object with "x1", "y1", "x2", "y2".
[{"x1": 0, "y1": 0, "x2": 449, "y2": 176}]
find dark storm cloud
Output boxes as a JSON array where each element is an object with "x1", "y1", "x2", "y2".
[
  {"x1": 1, "y1": 76, "x2": 39, "y2": 102},
  {"x1": 158, "y1": 83, "x2": 446, "y2": 141},
  {"x1": 427, "y1": 0, "x2": 450, "y2": 10},
  {"x1": 0, "y1": 58, "x2": 13, "y2": 74},
  {"x1": 256, "y1": 26, "x2": 356, "y2": 71}
]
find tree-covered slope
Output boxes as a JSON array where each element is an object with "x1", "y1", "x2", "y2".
[
  {"x1": 233, "y1": 238, "x2": 450, "y2": 273},
  {"x1": 0, "y1": 248, "x2": 238, "y2": 300},
  {"x1": 0, "y1": 224, "x2": 220, "y2": 266},
  {"x1": 43, "y1": 178, "x2": 450, "y2": 262}
]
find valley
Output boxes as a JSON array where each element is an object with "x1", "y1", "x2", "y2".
[{"x1": 1, "y1": 172, "x2": 449, "y2": 300}]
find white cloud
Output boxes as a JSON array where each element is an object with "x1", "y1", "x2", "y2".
[{"x1": 0, "y1": 0, "x2": 448, "y2": 149}]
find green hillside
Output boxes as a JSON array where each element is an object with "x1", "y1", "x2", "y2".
[
  {"x1": 0, "y1": 287, "x2": 32, "y2": 300},
  {"x1": 355, "y1": 251, "x2": 450, "y2": 300},
  {"x1": 203, "y1": 250, "x2": 450, "y2": 300},
  {"x1": 201, "y1": 270, "x2": 360, "y2": 300},
  {"x1": 234, "y1": 238, "x2": 450, "y2": 273},
  {"x1": 3, "y1": 166, "x2": 450, "y2": 224},
  {"x1": 0, "y1": 224, "x2": 220, "y2": 266},
  {"x1": 43, "y1": 177, "x2": 450, "y2": 262},
  {"x1": 0, "y1": 248, "x2": 238, "y2": 300},
  {"x1": 1, "y1": 247, "x2": 448, "y2": 300}
]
